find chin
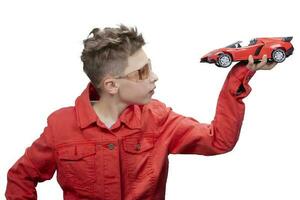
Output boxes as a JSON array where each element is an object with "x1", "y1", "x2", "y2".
[
  {"x1": 123, "y1": 94, "x2": 152, "y2": 106},
  {"x1": 133, "y1": 98, "x2": 152, "y2": 105},
  {"x1": 143, "y1": 97, "x2": 153, "y2": 104}
]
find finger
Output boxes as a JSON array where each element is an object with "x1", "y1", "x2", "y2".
[
  {"x1": 256, "y1": 54, "x2": 268, "y2": 69},
  {"x1": 248, "y1": 55, "x2": 254, "y2": 64},
  {"x1": 247, "y1": 55, "x2": 255, "y2": 70},
  {"x1": 262, "y1": 62, "x2": 277, "y2": 70}
]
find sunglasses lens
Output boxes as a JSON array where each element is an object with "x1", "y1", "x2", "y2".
[
  {"x1": 121, "y1": 59, "x2": 152, "y2": 81},
  {"x1": 142, "y1": 64, "x2": 150, "y2": 79},
  {"x1": 139, "y1": 61, "x2": 152, "y2": 80}
]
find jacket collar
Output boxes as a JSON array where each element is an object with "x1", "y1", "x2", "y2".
[{"x1": 75, "y1": 82, "x2": 142, "y2": 130}]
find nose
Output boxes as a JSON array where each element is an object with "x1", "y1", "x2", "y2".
[{"x1": 149, "y1": 71, "x2": 159, "y2": 83}]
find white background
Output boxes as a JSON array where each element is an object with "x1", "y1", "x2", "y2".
[{"x1": 1, "y1": 0, "x2": 299, "y2": 199}]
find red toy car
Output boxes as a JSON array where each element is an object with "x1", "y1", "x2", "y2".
[{"x1": 200, "y1": 37, "x2": 294, "y2": 68}]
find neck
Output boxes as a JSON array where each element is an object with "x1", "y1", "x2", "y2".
[{"x1": 91, "y1": 93, "x2": 129, "y2": 125}]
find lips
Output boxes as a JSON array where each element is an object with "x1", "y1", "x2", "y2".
[{"x1": 149, "y1": 86, "x2": 156, "y2": 93}]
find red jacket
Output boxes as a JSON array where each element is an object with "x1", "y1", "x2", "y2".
[{"x1": 6, "y1": 63, "x2": 255, "y2": 200}]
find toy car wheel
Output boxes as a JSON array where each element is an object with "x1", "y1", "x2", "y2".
[
  {"x1": 215, "y1": 61, "x2": 221, "y2": 67},
  {"x1": 217, "y1": 54, "x2": 232, "y2": 68},
  {"x1": 272, "y1": 49, "x2": 286, "y2": 63}
]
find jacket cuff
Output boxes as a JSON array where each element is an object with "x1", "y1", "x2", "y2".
[{"x1": 228, "y1": 62, "x2": 256, "y2": 98}]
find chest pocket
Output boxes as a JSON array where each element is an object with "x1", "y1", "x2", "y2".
[
  {"x1": 122, "y1": 134, "x2": 155, "y2": 180},
  {"x1": 56, "y1": 144, "x2": 96, "y2": 192}
]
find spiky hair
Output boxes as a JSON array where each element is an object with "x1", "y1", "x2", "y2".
[{"x1": 81, "y1": 24, "x2": 146, "y2": 93}]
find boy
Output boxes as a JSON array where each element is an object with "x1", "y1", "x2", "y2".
[{"x1": 5, "y1": 24, "x2": 277, "y2": 200}]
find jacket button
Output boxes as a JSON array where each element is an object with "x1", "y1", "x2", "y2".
[
  {"x1": 108, "y1": 143, "x2": 115, "y2": 150},
  {"x1": 135, "y1": 143, "x2": 141, "y2": 151}
]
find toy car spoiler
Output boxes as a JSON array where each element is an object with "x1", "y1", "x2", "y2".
[{"x1": 283, "y1": 36, "x2": 293, "y2": 42}]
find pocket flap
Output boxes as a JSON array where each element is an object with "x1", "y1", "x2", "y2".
[
  {"x1": 122, "y1": 136, "x2": 154, "y2": 154},
  {"x1": 57, "y1": 144, "x2": 96, "y2": 160}
]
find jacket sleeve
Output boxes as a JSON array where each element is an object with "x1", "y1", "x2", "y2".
[
  {"x1": 157, "y1": 62, "x2": 256, "y2": 155},
  {"x1": 5, "y1": 116, "x2": 57, "y2": 199}
]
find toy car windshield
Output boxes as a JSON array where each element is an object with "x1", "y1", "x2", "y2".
[{"x1": 225, "y1": 41, "x2": 242, "y2": 48}]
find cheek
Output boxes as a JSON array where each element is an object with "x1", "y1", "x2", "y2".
[{"x1": 119, "y1": 84, "x2": 148, "y2": 102}]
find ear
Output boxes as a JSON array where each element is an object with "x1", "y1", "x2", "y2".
[{"x1": 102, "y1": 77, "x2": 119, "y2": 94}]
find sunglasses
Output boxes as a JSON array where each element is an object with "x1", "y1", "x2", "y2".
[{"x1": 114, "y1": 59, "x2": 152, "y2": 81}]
